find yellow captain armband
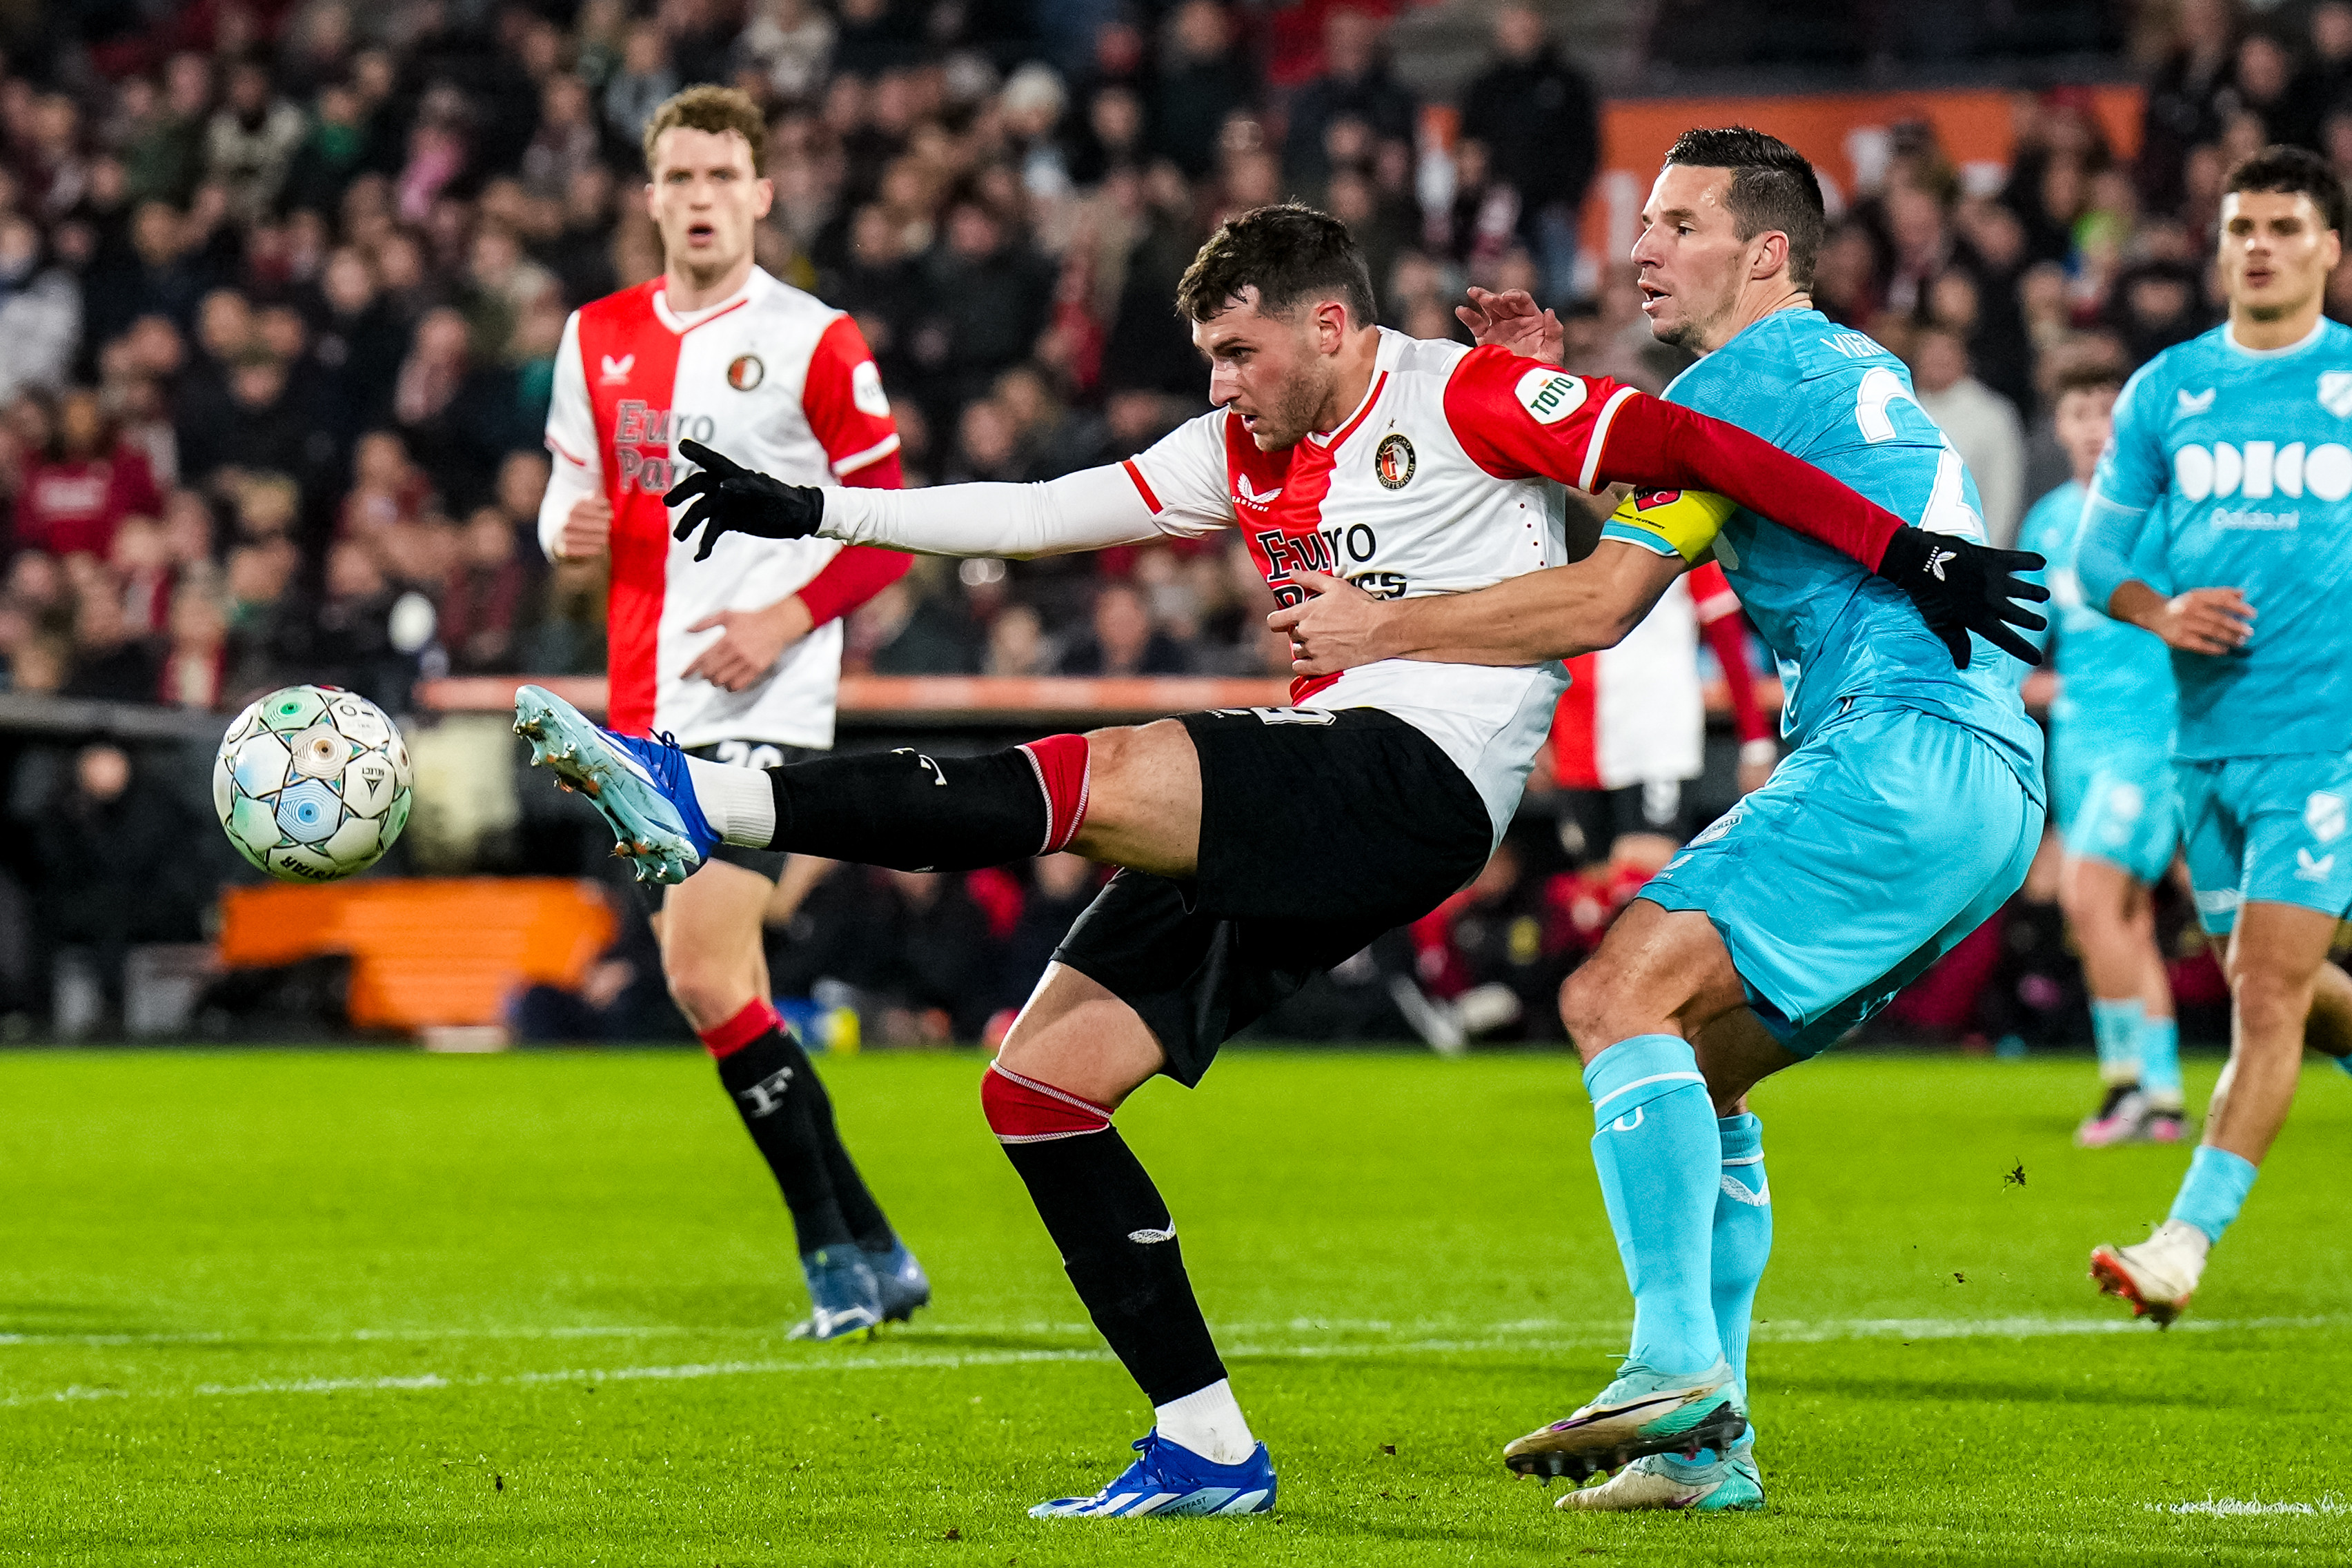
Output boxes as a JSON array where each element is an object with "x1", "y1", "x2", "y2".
[{"x1": 1605, "y1": 487, "x2": 1739, "y2": 565}]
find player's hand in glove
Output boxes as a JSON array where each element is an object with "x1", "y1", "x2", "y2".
[
  {"x1": 1875, "y1": 525, "x2": 2050, "y2": 669},
  {"x1": 665, "y1": 439, "x2": 824, "y2": 561}
]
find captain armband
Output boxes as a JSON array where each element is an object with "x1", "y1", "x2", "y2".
[{"x1": 1605, "y1": 488, "x2": 1739, "y2": 565}]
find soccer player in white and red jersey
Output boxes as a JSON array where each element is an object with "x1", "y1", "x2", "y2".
[
  {"x1": 1552, "y1": 555, "x2": 1773, "y2": 875},
  {"x1": 519, "y1": 204, "x2": 2043, "y2": 1518},
  {"x1": 535, "y1": 86, "x2": 923, "y2": 1342}
]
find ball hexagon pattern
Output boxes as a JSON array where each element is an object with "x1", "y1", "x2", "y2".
[{"x1": 213, "y1": 685, "x2": 414, "y2": 882}]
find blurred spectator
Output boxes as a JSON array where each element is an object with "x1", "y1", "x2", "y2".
[
  {"x1": 13, "y1": 388, "x2": 162, "y2": 558},
  {"x1": 159, "y1": 580, "x2": 228, "y2": 709},
  {"x1": 1154, "y1": 1, "x2": 1254, "y2": 179},
  {"x1": 440, "y1": 506, "x2": 531, "y2": 673},
  {"x1": 1459, "y1": 5, "x2": 1598, "y2": 283},
  {"x1": 1058, "y1": 579, "x2": 1192, "y2": 675},
  {"x1": 1909, "y1": 324, "x2": 2026, "y2": 549},
  {"x1": 205, "y1": 59, "x2": 306, "y2": 222},
  {"x1": 31, "y1": 742, "x2": 206, "y2": 1032},
  {"x1": 1283, "y1": 8, "x2": 1416, "y2": 190},
  {"x1": 0, "y1": 216, "x2": 81, "y2": 401}
]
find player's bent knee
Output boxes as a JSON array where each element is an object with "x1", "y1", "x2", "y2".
[
  {"x1": 1559, "y1": 963, "x2": 1632, "y2": 1053},
  {"x1": 980, "y1": 1062, "x2": 1114, "y2": 1143},
  {"x1": 664, "y1": 960, "x2": 755, "y2": 1033}
]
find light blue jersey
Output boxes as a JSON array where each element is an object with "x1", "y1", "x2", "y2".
[
  {"x1": 1600, "y1": 308, "x2": 2044, "y2": 1053},
  {"x1": 2080, "y1": 318, "x2": 2352, "y2": 761},
  {"x1": 2016, "y1": 480, "x2": 2183, "y2": 880},
  {"x1": 1605, "y1": 309, "x2": 2044, "y2": 789}
]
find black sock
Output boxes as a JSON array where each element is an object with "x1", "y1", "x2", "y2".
[
  {"x1": 715, "y1": 1029, "x2": 852, "y2": 1255},
  {"x1": 1000, "y1": 1127, "x2": 1225, "y2": 1406},
  {"x1": 766, "y1": 746, "x2": 1050, "y2": 870},
  {"x1": 795, "y1": 1064, "x2": 898, "y2": 1253}
]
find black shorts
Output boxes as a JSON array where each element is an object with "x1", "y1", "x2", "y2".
[
  {"x1": 1563, "y1": 780, "x2": 1688, "y2": 862},
  {"x1": 1051, "y1": 706, "x2": 1493, "y2": 1086},
  {"x1": 638, "y1": 740, "x2": 814, "y2": 911}
]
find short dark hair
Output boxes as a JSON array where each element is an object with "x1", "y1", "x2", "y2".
[
  {"x1": 2054, "y1": 361, "x2": 2125, "y2": 400},
  {"x1": 1662, "y1": 126, "x2": 1827, "y2": 290},
  {"x1": 1174, "y1": 204, "x2": 1378, "y2": 327},
  {"x1": 2225, "y1": 144, "x2": 2349, "y2": 234}
]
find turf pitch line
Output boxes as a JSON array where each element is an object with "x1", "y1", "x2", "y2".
[{"x1": 6, "y1": 1313, "x2": 2345, "y2": 1411}]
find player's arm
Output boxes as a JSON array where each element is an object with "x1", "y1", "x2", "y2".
[
  {"x1": 664, "y1": 411, "x2": 1233, "y2": 561},
  {"x1": 682, "y1": 319, "x2": 917, "y2": 691},
  {"x1": 539, "y1": 311, "x2": 611, "y2": 562},
  {"x1": 1274, "y1": 539, "x2": 1686, "y2": 669},
  {"x1": 1443, "y1": 347, "x2": 2048, "y2": 666},
  {"x1": 2076, "y1": 373, "x2": 2252, "y2": 655}
]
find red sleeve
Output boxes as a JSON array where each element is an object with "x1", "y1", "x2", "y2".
[
  {"x1": 1691, "y1": 563, "x2": 1770, "y2": 744},
  {"x1": 795, "y1": 545, "x2": 912, "y2": 629},
  {"x1": 802, "y1": 313, "x2": 904, "y2": 482},
  {"x1": 1443, "y1": 346, "x2": 1901, "y2": 571}
]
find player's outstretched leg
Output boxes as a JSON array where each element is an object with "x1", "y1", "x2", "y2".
[
  {"x1": 986, "y1": 972, "x2": 1273, "y2": 1520},
  {"x1": 1505, "y1": 1034, "x2": 1741, "y2": 1483},
  {"x1": 515, "y1": 686, "x2": 1103, "y2": 882},
  {"x1": 2093, "y1": 902, "x2": 2342, "y2": 1323},
  {"x1": 1559, "y1": 1106, "x2": 1769, "y2": 1513}
]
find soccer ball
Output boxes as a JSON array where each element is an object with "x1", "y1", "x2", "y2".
[{"x1": 213, "y1": 685, "x2": 414, "y2": 882}]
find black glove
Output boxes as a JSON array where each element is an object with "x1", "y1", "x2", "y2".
[
  {"x1": 665, "y1": 439, "x2": 824, "y2": 561},
  {"x1": 1875, "y1": 525, "x2": 2050, "y2": 670}
]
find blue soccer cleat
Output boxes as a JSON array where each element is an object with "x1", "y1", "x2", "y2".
[
  {"x1": 789, "y1": 1244, "x2": 882, "y2": 1342},
  {"x1": 1029, "y1": 1431, "x2": 1277, "y2": 1518},
  {"x1": 1503, "y1": 1356, "x2": 1746, "y2": 1483},
  {"x1": 513, "y1": 684, "x2": 713, "y2": 884},
  {"x1": 869, "y1": 1238, "x2": 931, "y2": 1324}
]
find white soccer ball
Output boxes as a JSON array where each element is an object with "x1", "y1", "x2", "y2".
[{"x1": 213, "y1": 684, "x2": 414, "y2": 882}]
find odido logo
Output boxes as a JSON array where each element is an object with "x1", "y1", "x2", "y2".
[{"x1": 2172, "y1": 439, "x2": 2352, "y2": 502}]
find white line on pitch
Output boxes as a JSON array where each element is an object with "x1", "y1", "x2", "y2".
[{"x1": 6, "y1": 1312, "x2": 2346, "y2": 1411}]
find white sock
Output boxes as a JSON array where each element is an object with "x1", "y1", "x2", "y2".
[
  {"x1": 1154, "y1": 1378, "x2": 1256, "y2": 1466},
  {"x1": 680, "y1": 755, "x2": 776, "y2": 847}
]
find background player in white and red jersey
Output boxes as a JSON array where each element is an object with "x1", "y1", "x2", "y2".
[
  {"x1": 1552, "y1": 554, "x2": 1772, "y2": 877},
  {"x1": 529, "y1": 204, "x2": 2042, "y2": 1518},
  {"x1": 535, "y1": 86, "x2": 923, "y2": 1342}
]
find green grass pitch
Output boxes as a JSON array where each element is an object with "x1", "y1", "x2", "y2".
[{"x1": 6, "y1": 1049, "x2": 2351, "y2": 1566}]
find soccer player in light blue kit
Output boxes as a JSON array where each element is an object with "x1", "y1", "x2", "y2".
[
  {"x1": 1275, "y1": 128, "x2": 2048, "y2": 1512},
  {"x1": 2077, "y1": 148, "x2": 2352, "y2": 1324},
  {"x1": 2015, "y1": 363, "x2": 2188, "y2": 1146}
]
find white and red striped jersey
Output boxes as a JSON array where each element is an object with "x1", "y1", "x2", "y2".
[
  {"x1": 1551, "y1": 560, "x2": 1768, "y2": 790},
  {"x1": 540, "y1": 266, "x2": 909, "y2": 748},
  {"x1": 1123, "y1": 330, "x2": 1581, "y2": 835},
  {"x1": 818, "y1": 328, "x2": 1908, "y2": 843}
]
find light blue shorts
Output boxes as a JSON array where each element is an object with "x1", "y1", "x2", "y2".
[
  {"x1": 1640, "y1": 699, "x2": 2044, "y2": 1058},
  {"x1": 2177, "y1": 751, "x2": 2352, "y2": 935},
  {"x1": 2062, "y1": 755, "x2": 2182, "y2": 886}
]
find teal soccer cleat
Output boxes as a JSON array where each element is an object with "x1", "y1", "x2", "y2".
[
  {"x1": 512, "y1": 684, "x2": 713, "y2": 884},
  {"x1": 869, "y1": 1238, "x2": 931, "y2": 1324},
  {"x1": 1503, "y1": 1357, "x2": 1747, "y2": 1483},
  {"x1": 1556, "y1": 1435, "x2": 1765, "y2": 1511}
]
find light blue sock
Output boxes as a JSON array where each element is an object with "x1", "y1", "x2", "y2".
[
  {"x1": 1711, "y1": 1113, "x2": 1771, "y2": 1453},
  {"x1": 2091, "y1": 998, "x2": 2144, "y2": 1086},
  {"x1": 1710, "y1": 1114, "x2": 1771, "y2": 1395},
  {"x1": 2137, "y1": 1015, "x2": 2183, "y2": 1108},
  {"x1": 1584, "y1": 1035, "x2": 1723, "y2": 1376},
  {"x1": 2166, "y1": 1145, "x2": 2259, "y2": 1245}
]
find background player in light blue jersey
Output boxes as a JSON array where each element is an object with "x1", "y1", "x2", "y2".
[
  {"x1": 2075, "y1": 147, "x2": 2352, "y2": 1325},
  {"x1": 1274, "y1": 128, "x2": 2048, "y2": 1514},
  {"x1": 2015, "y1": 364, "x2": 2187, "y2": 1147}
]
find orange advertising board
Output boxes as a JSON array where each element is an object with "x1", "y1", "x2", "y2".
[{"x1": 1577, "y1": 85, "x2": 2145, "y2": 270}]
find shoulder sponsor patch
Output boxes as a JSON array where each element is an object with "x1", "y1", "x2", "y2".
[
  {"x1": 851, "y1": 360, "x2": 891, "y2": 417},
  {"x1": 1514, "y1": 368, "x2": 1588, "y2": 425}
]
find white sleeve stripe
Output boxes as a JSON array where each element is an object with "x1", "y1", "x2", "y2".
[
  {"x1": 830, "y1": 432, "x2": 902, "y2": 477},
  {"x1": 1579, "y1": 386, "x2": 1641, "y2": 493}
]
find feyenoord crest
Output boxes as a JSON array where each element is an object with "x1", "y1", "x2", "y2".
[
  {"x1": 727, "y1": 353, "x2": 764, "y2": 391},
  {"x1": 1374, "y1": 432, "x2": 1415, "y2": 489}
]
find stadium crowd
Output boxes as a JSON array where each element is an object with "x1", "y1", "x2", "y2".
[{"x1": 0, "y1": 0, "x2": 2333, "y2": 1038}]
